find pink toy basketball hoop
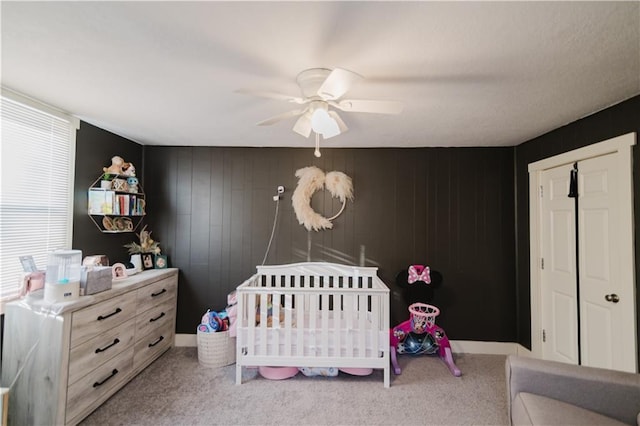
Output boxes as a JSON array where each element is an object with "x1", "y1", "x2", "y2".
[{"x1": 409, "y1": 302, "x2": 440, "y2": 332}]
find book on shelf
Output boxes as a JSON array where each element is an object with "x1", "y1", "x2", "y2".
[{"x1": 88, "y1": 190, "x2": 114, "y2": 215}]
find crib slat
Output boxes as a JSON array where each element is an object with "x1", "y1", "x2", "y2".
[
  {"x1": 247, "y1": 292, "x2": 256, "y2": 357},
  {"x1": 371, "y1": 294, "x2": 380, "y2": 358},
  {"x1": 333, "y1": 293, "x2": 341, "y2": 358},
  {"x1": 293, "y1": 274, "x2": 301, "y2": 289},
  {"x1": 284, "y1": 294, "x2": 293, "y2": 357},
  {"x1": 358, "y1": 294, "x2": 367, "y2": 358},
  {"x1": 296, "y1": 293, "x2": 304, "y2": 356},
  {"x1": 272, "y1": 292, "x2": 281, "y2": 356},
  {"x1": 345, "y1": 294, "x2": 354, "y2": 358},
  {"x1": 259, "y1": 293, "x2": 268, "y2": 356},
  {"x1": 309, "y1": 292, "x2": 317, "y2": 357},
  {"x1": 321, "y1": 291, "x2": 329, "y2": 357}
]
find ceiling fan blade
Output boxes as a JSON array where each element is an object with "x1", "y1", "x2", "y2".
[
  {"x1": 292, "y1": 112, "x2": 312, "y2": 138},
  {"x1": 334, "y1": 99, "x2": 404, "y2": 115},
  {"x1": 328, "y1": 111, "x2": 348, "y2": 134},
  {"x1": 317, "y1": 68, "x2": 363, "y2": 100},
  {"x1": 256, "y1": 109, "x2": 305, "y2": 126},
  {"x1": 235, "y1": 89, "x2": 306, "y2": 104}
]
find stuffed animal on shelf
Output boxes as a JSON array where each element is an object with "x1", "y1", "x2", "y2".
[
  {"x1": 127, "y1": 176, "x2": 139, "y2": 193},
  {"x1": 103, "y1": 155, "x2": 125, "y2": 175},
  {"x1": 389, "y1": 264, "x2": 461, "y2": 377},
  {"x1": 123, "y1": 162, "x2": 136, "y2": 177}
]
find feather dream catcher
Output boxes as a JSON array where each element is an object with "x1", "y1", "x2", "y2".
[{"x1": 292, "y1": 166, "x2": 353, "y2": 231}]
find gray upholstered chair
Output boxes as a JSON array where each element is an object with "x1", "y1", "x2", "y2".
[{"x1": 505, "y1": 355, "x2": 640, "y2": 426}]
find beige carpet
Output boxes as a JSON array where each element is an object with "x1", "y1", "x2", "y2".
[{"x1": 81, "y1": 347, "x2": 509, "y2": 425}]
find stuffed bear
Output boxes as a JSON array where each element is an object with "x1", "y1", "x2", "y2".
[{"x1": 103, "y1": 155, "x2": 125, "y2": 175}]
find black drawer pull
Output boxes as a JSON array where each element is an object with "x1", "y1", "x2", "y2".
[
  {"x1": 95, "y1": 338, "x2": 120, "y2": 354},
  {"x1": 149, "y1": 312, "x2": 165, "y2": 323},
  {"x1": 93, "y1": 369, "x2": 118, "y2": 387},
  {"x1": 97, "y1": 308, "x2": 122, "y2": 321},
  {"x1": 148, "y1": 335, "x2": 164, "y2": 347},
  {"x1": 151, "y1": 288, "x2": 167, "y2": 297}
]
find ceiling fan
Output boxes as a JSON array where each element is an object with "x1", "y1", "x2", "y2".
[{"x1": 237, "y1": 68, "x2": 404, "y2": 141}]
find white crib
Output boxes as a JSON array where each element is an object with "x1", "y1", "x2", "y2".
[{"x1": 235, "y1": 262, "x2": 391, "y2": 387}]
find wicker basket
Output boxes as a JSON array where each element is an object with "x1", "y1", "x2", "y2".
[{"x1": 197, "y1": 329, "x2": 236, "y2": 368}]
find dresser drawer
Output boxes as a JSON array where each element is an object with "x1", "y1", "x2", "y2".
[
  {"x1": 66, "y1": 346, "x2": 134, "y2": 423},
  {"x1": 71, "y1": 293, "x2": 136, "y2": 348},
  {"x1": 135, "y1": 298, "x2": 175, "y2": 341},
  {"x1": 68, "y1": 317, "x2": 136, "y2": 386},
  {"x1": 136, "y1": 276, "x2": 177, "y2": 315},
  {"x1": 133, "y1": 321, "x2": 173, "y2": 371}
]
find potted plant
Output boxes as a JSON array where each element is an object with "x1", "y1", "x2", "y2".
[{"x1": 100, "y1": 173, "x2": 113, "y2": 189}]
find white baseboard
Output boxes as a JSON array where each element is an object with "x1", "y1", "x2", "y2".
[
  {"x1": 175, "y1": 333, "x2": 197, "y2": 347},
  {"x1": 449, "y1": 340, "x2": 519, "y2": 355},
  {"x1": 516, "y1": 344, "x2": 533, "y2": 357},
  {"x1": 175, "y1": 333, "x2": 531, "y2": 356}
]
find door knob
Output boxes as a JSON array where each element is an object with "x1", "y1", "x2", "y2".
[{"x1": 605, "y1": 294, "x2": 620, "y2": 303}]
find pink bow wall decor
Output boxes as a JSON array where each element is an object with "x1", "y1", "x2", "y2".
[{"x1": 407, "y1": 265, "x2": 431, "y2": 284}]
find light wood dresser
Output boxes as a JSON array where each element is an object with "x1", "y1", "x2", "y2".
[{"x1": 1, "y1": 268, "x2": 178, "y2": 425}]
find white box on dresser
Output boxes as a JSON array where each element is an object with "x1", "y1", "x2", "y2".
[{"x1": 1, "y1": 268, "x2": 178, "y2": 426}]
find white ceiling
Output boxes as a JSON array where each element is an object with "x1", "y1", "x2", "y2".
[{"x1": 2, "y1": 1, "x2": 639, "y2": 149}]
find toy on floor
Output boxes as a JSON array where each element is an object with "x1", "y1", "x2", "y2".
[{"x1": 390, "y1": 264, "x2": 461, "y2": 377}]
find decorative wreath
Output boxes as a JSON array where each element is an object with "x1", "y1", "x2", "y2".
[{"x1": 292, "y1": 166, "x2": 354, "y2": 231}]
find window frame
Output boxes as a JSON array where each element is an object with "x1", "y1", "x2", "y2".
[{"x1": 0, "y1": 88, "x2": 79, "y2": 313}]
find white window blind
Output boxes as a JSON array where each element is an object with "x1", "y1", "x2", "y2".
[{"x1": 0, "y1": 90, "x2": 78, "y2": 307}]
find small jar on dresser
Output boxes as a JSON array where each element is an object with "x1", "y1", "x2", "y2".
[{"x1": 1, "y1": 268, "x2": 179, "y2": 425}]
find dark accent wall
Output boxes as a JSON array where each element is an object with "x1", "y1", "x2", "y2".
[
  {"x1": 72, "y1": 122, "x2": 144, "y2": 265},
  {"x1": 514, "y1": 95, "x2": 640, "y2": 352},
  {"x1": 143, "y1": 146, "x2": 516, "y2": 338}
]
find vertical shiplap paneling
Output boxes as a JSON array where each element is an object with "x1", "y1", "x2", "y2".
[
  {"x1": 190, "y1": 148, "x2": 212, "y2": 265},
  {"x1": 434, "y1": 149, "x2": 453, "y2": 268},
  {"x1": 343, "y1": 150, "x2": 357, "y2": 266},
  {"x1": 174, "y1": 148, "x2": 193, "y2": 267},
  {"x1": 190, "y1": 148, "x2": 212, "y2": 309},
  {"x1": 424, "y1": 149, "x2": 440, "y2": 267},
  {"x1": 394, "y1": 149, "x2": 416, "y2": 268},
  {"x1": 219, "y1": 149, "x2": 233, "y2": 289},
  {"x1": 250, "y1": 149, "x2": 272, "y2": 267},
  {"x1": 240, "y1": 150, "x2": 254, "y2": 276},
  {"x1": 209, "y1": 148, "x2": 225, "y2": 297},
  {"x1": 412, "y1": 149, "x2": 428, "y2": 264},
  {"x1": 228, "y1": 150, "x2": 246, "y2": 286},
  {"x1": 145, "y1": 146, "x2": 518, "y2": 341},
  {"x1": 161, "y1": 147, "x2": 178, "y2": 262}
]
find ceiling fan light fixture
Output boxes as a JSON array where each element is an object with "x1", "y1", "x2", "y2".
[
  {"x1": 311, "y1": 107, "x2": 340, "y2": 138},
  {"x1": 293, "y1": 112, "x2": 313, "y2": 138},
  {"x1": 328, "y1": 111, "x2": 348, "y2": 133}
]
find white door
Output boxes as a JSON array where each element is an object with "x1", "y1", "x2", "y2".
[
  {"x1": 541, "y1": 164, "x2": 579, "y2": 365},
  {"x1": 540, "y1": 154, "x2": 637, "y2": 372},
  {"x1": 578, "y1": 153, "x2": 636, "y2": 372}
]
